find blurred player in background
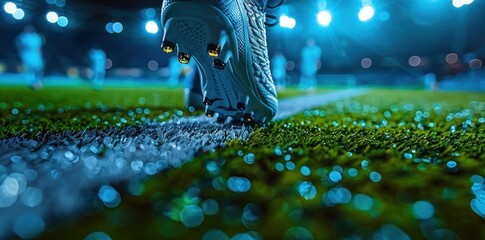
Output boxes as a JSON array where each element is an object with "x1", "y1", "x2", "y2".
[
  {"x1": 88, "y1": 46, "x2": 106, "y2": 90},
  {"x1": 16, "y1": 25, "x2": 45, "y2": 90},
  {"x1": 271, "y1": 51, "x2": 287, "y2": 91},
  {"x1": 300, "y1": 38, "x2": 321, "y2": 91}
]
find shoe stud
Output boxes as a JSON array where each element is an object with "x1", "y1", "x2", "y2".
[
  {"x1": 237, "y1": 102, "x2": 247, "y2": 111},
  {"x1": 207, "y1": 43, "x2": 220, "y2": 58},
  {"x1": 213, "y1": 59, "x2": 225, "y2": 70},
  {"x1": 161, "y1": 40, "x2": 175, "y2": 54},
  {"x1": 206, "y1": 110, "x2": 215, "y2": 118},
  {"x1": 178, "y1": 52, "x2": 190, "y2": 64}
]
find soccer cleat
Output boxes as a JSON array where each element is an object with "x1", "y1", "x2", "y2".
[{"x1": 161, "y1": 0, "x2": 278, "y2": 123}]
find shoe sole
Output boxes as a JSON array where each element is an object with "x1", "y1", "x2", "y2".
[{"x1": 161, "y1": 1, "x2": 277, "y2": 123}]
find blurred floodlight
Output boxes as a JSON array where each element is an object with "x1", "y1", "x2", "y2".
[
  {"x1": 46, "y1": 11, "x2": 59, "y2": 23},
  {"x1": 145, "y1": 20, "x2": 159, "y2": 34},
  {"x1": 113, "y1": 22, "x2": 123, "y2": 33},
  {"x1": 452, "y1": 0, "x2": 465, "y2": 8},
  {"x1": 358, "y1": 6, "x2": 375, "y2": 22},
  {"x1": 12, "y1": 8, "x2": 24, "y2": 20},
  {"x1": 462, "y1": 0, "x2": 474, "y2": 5},
  {"x1": 317, "y1": 10, "x2": 332, "y2": 27},
  {"x1": 57, "y1": 16, "x2": 68, "y2": 27},
  {"x1": 105, "y1": 22, "x2": 114, "y2": 33},
  {"x1": 361, "y1": 58, "x2": 372, "y2": 69},
  {"x1": 408, "y1": 56, "x2": 422, "y2": 67},
  {"x1": 279, "y1": 15, "x2": 296, "y2": 29},
  {"x1": 3, "y1": 2, "x2": 17, "y2": 14},
  {"x1": 446, "y1": 53, "x2": 459, "y2": 64}
]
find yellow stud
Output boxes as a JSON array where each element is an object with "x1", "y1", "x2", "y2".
[
  {"x1": 178, "y1": 52, "x2": 190, "y2": 64},
  {"x1": 207, "y1": 44, "x2": 220, "y2": 58},
  {"x1": 161, "y1": 40, "x2": 175, "y2": 54}
]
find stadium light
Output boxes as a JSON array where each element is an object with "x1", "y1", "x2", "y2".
[
  {"x1": 279, "y1": 15, "x2": 296, "y2": 29},
  {"x1": 358, "y1": 6, "x2": 375, "y2": 22},
  {"x1": 46, "y1": 11, "x2": 59, "y2": 23},
  {"x1": 145, "y1": 20, "x2": 159, "y2": 34},
  {"x1": 317, "y1": 10, "x2": 332, "y2": 27},
  {"x1": 3, "y1": 2, "x2": 17, "y2": 14}
]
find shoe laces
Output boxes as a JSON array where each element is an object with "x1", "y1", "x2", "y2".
[{"x1": 264, "y1": 0, "x2": 286, "y2": 27}]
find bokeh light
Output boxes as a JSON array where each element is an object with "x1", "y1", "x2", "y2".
[
  {"x1": 112, "y1": 22, "x2": 123, "y2": 33},
  {"x1": 12, "y1": 8, "x2": 24, "y2": 20},
  {"x1": 361, "y1": 57, "x2": 372, "y2": 69},
  {"x1": 3, "y1": 2, "x2": 17, "y2": 14},
  {"x1": 279, "y1": 15, "x2": 296, "y2": 29},
  {"x1": 317, "y1": 10, "x2": 332, "y2": 27},
  {"x1": 46, "y1": 11, "x2": 59, "y2": 23},
  {"x1": 145, "y1": 20, "x2": 159, "y2": 34},
  {"x1": 446, "y1": 53, "x2": 459, "y2": 64},
  {"x1": 408, "y1": 56, "x2": 422, "y2": 67},
  {"x1": 358, "y1": 6, "x2": 375, "y2": 22},
  {"x1": 57, "y1": 16, "x2": 68, "y2": 27}
]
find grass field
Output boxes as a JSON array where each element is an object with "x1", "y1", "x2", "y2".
[{"x1": 1, "y1": 87, "x2": 485, "y2": 239}]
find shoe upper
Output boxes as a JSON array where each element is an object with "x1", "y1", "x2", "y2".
[{"x1": 161, "y1": 0, "x2": 278, "y2": 121}]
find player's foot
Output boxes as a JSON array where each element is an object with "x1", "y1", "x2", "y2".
[{"x1": 161, "y1": 0, "x2": 279, "y2": 124}]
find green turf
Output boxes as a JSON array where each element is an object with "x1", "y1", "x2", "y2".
[
  {"x1": 1, "y1": 87, "x2": 484, "y2": 238},
  {"x1": 24, "y1": 89, "x2": 483, "y2": 239},
  {"x1": 0, "y1": 86, "x2": 319, "y2": 138}
]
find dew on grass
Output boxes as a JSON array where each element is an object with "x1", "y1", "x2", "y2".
[
  {"x1": 180, "y1": 204, "x2": 204, "y2": 228},
  {"x1": 202, "y1": 229, "x2": 229, "y2": 240},
  {"x1": 353, "y1": 194, "x2": 374, "y2": 211},
  {"x1": 20, "y1": 187, "x2": 43, "y2": 207},
  {"x1": 446, "y1": 161, "x2": 457, "y2": 169},
  {"x1": 286, "y1": 161, "x2": 296, "y2": 171},
  {"x1": 329, "y1": 171, "x2": 342, "y2": 183},
  {"x1": 143, "y1": 162, "x2": 158, "y2": 175},
  {"x1": 13, "y1": 214, "x2": 45, "y2": 239},
  {"x1": 130, "y1": 159, "x2": 144, "y2": 171},
  {"x1": 84, "y1": 231, "x2": 112, "y2": 240},
  {"x1": 227, "y1": 177, "x2": 251, "y2": 193},
  {"x1": 370, "y1": 172, "x2": 382, "y2": 183},
  {"x1": 347, "y1": 168, "x2": 358, "y2": 177},
  {"x1": 242, "y1": 204, "x2": 261, "y2": 223},
  {"x1": 275, "y1": 162, "x2": 285, "y2": 172},
  {"x1": 361, "y1": 160, "x2": 370, "y2": 169},
  {"x1": 471, "y1": 175, "x2": 484, "y2": 184},
  {"x1": 373, "y1": 224, "x2": 410, "y2": 240},
  {"x1": 98, "y1": 185, "x2": 121, "y2": 208},
  {"x1": 244, "y1": 153, "x2": 255, "y2": 164},
  {"x1": 412, "y1": 201, "x2": 435, "y2": 220},
  {"x1": 300, "y1": 166, "x2": 311, "y2": 176},
  {"x1": 298, "y1": 181, "x2": 317, "y2": 200},
  {"x1": 206, "y1": 161, "x2": 219, "y2": 174},
  {"x1": 284, "y1": 226, "x2": 314, "y2": 240},
  {"x1": 404, "y1": 153, "x2": 413, "y2": 159},
  {"x1": 323, "y1": 187, "x2": 352, "y2": 206},
  {"x1": 202, "y1": 199, "x2": 219, "y2": 216}
]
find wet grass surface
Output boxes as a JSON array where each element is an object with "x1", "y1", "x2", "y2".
[
  {"x1": 1, "y1": 87, "x2": 485, "y2": 239},
  {"x1": 0, "y1": 86, "x2": 312, "y2": 139}
]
